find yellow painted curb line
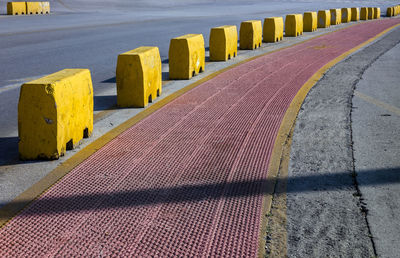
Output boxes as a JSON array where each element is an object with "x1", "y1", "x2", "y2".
[
  {"x1": 0, "y1": 19, "x2": 398, "y2": 230},
  {"x1": 257, "y1": 21, "x2": 400, "y2": 257}
]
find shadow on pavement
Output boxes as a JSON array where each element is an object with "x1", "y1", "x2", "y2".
[{"x1": 1, "y1": 167, "x2": 398, "y2": 218}]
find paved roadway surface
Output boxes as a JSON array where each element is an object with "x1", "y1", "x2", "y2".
[
  {"x1": 0, "y1": 0, "x2": 397, "y2": 137},
  {"x1": 286, "y1": 26, "x2": 400, "y2": 257},
  {"x1": 0, "y1": 18, "x2": 398, "y2": 257}
]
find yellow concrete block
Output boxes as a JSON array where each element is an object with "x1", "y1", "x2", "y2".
[
  {"x1": 303, "y1": 12, "x2": 317, "y2": 32},
  {"x1": 368, "y1": 7, "x2": 375, "y2": 19},
  {"x1": 7, "y1": 2, "x2": 26, "y2": 15},
  {"x1": 330, "y1": 9, "x2": 341, "y2": 25},
  {"x1": 40, "y1": 1, "x2": 50, "y2": 14},
  {"x1": 116, "y1": 47, "x2": 162, "y2": 108},
  {"x1": 285, "y1": 14, "x2": 303, "y2": 37},
  {"x1": 317, "y1": 10, "x2": 331, "y2": 28},
  {"x1": 396, "y1": 6, "x2": 399, "y2": 16},
  {"x1": 361, "y1": 7, "x2": 369, "y2": 20},
  {"x1": 263, "y1": 17, "x2": 284, "y2": 42},
  {"x1": 209, "y1": 25, "x2": 238, "y2": 61},
  {"x1": 351, "y1": 7, "x2": 359, "y2": 21},
  {"x1": 341, "y1": 8, "x2": 351, "y2": 23},
  {"x1": 18, "y1": 69, "x2": 93, "y2": 160},
  {"x1": 374, "y1": 7, "x2": 380, "y2": 19},
  {"x1": 26, "y1": 2, "x2": 42, "y2": 14},
  {"x1": 169, "y1": 34, "x2": 205, "y2": 80},
  {"x1": 386, "y1": 7, "x2": 393, "y2": 17},
  {"x1": 239, "y1": 20, "x2": 262, "y2": 50}
]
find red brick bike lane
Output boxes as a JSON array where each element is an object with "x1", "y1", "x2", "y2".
[{"x1": 1, "y1": 18, "x2": 399, "y2": 257}]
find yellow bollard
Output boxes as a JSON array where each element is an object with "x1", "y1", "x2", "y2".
[
  {"x1": 18, "y1": 69, "x2": 93, "y2": 160},
  {"x1": 317, "y1": 10, "x2": 331, "y2": 28},
  {"x1": 263, "y1": 17, "x2": 284, "y2": 42},
  {"x1": 285, "y1": 14, "x2": 303, "y2": 37},
  {"x1": 360, "y1": 7, "x2": 368, "y2": 20},
  {"x1": 330, "y1": 9, "x2": 341, "y2": 25},
  {"x1": 351, "y1": 7, "x2": 359, "y2": 21},
  {"x1": 26, "y1": 2, "x2": 42, "y2": 14},
  {"x1": 239, "y1": 20, "x2": 262, "y2": 50},
  {"x1": 374, "y1": 7, "x2": 380, "y2": 19},
  {"x1": 368, "y1": 7, "x2": 375, "y2": 19},
  {"x1": 7, "y1": 2, "x2": 26, "y2": 15},
  {"x1": 303, "y1": 12, "x2": 317, "y2": 32},
  {"x1": 116, "y1": 46, "x2": 162, "y2": 108},
  {"x1": 341, "y1": 8, "x2": 351, "y2": 23},
  {"x1": 40, "y1": 2, "x2": 50, "y2": 14},
  {"x1": 209, "y1": 25, "x2": 238, "y2": 61},
  {"x1": 169, "y1": 34, "x2": 205, "y2": 80}
]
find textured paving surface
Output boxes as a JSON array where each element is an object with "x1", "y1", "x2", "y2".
[{"x1": 0, "y1": 18, "x2": 399, "y2": 257}]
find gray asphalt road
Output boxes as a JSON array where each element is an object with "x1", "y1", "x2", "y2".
[
  {"x1": 0, "y1": 0, "x2": 396, "y2": 137},
  {"x1": 286, "y1": 26, "x2": 400, "y2": 257},
  {"x1": 353, "y1": 43, "x2": 400, "y2": 258}
]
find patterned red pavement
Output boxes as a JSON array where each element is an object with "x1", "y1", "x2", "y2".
[{"x1": 1, "y1": 18, "x2": 399, "y2": 257}]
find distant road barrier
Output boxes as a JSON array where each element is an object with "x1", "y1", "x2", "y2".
[
  {"x1": 341, "y1": 8, "x2": 351, "y2": 23},
  {"x1": 368, "y1": 7, "x2": 375, "y2": 20},
  {"x1": 303, "y1": 12, "x2": 317, "y2": 32},
  {"x1": 317, "y1": 10, "x2": 331, "y2": 28},
  {"x1": 239, "y1": 20, "x2": 262, "y2": 50},
  {"x1": 360, "y1": 7, "x2": 368, "y2": 20},
  {"x1": 209, "y1": 25, "x2": 238, "y2": 61},
  {"x1": 285, "y1": 14, "x2": 303, "y2": 37},
  {"x1": 18, "y1": 69, "x2": 93, "y2": 160},
  {"x1": 374, "y1": 7, "x2": 381, "y2": 19},
  {"x1": 351, "y1": 7, "x2": 360, "y2": 21},
  {"x1": 116, "y1": 47, "x2": 162, "y2": 108},
  {"x1": 330, "y1": 9, "x2": 341, "y2": 25},
  {"x1": 263, "y1": 17, "x2": 284, "y2": 42},
  {"x1": 169, "y1": 34, "x2": 205, "y2": 80},
  {"x1": 7, "y1": 2, "x2": 50, "y2": 15},
  {"x1": 7, "y1": 2, "x2": 25, "y2": 15}
]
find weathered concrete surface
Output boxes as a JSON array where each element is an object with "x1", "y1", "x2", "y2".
[
  {"x1": 353, "y1": 43, "x2": 400, "y2": 258},
  {"x1": 287, "y1": 25, "x2": 400, "y2": 257}
]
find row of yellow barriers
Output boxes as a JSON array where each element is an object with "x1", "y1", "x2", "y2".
[
  {"x1": 17, "y1": 5, "x2": 391, "y2": 160},
  {"x1": 387, "y1": 5, "x2": 400, "y2": 17},
  {"x1": 7, "y1": 1, "x2": 50, "y2": 15}
]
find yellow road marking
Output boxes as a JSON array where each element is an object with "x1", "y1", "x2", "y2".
[
  {"x1": 354, "y1": 90, "x2": 400, "y2": 116},
  {"x1": 1, "y1": 20, "x2": 398, "y2": 230}
]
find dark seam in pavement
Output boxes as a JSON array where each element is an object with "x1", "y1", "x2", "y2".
[{"x1": 348, "y1": 36, "x2": 400, "y2": 258}]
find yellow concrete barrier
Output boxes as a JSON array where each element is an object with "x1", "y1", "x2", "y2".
[
  {"x1": 303, "y1": 12, "x2": 317, "y2": 32},
  {"x1": 368, "y1": 7, "x2": 374, "y2": 19},
  {"x1": 18, "y1": 69, "x2": 93, "y2": 160},
  {"x1": 285, "y1": 14, "x2": 303, "y2": 37},
  {"x1": 263, "y1": 17, "x2": 284, "y2": 42},
  {"x1": 387, "y1": 7, "x2": 394, "y2": 17},
  {"x1": 7, "y1": 2, "x2": 26, "y2": 15},
  {"x1": 40, "y1": 1, "x2": 50, "y2": 14},
  {"x1": 116, "y1": 47, "x2": 162, "y2": 108},
  {"x1": 169, "y1": 34, "x2": 205, "y2": 80},
  {"x1": 395, "y1": 6, "x2": 399, "y2": 16},
  {"x1": 341, "y1": 8, "x2": 351, "y2": 23},
  {"x1": 330, "y1": 9, "x2": 341, "y2": 25},
  {"x1": 317, "y1": 10, "x2": 331, "y2": 28},
  {"x1": 26, "y1": 2, "x2": 42, "y2": 14},
  {"x1": 360, "y1": 7, "x2": 368, "y2": 20},
  {"x1": 209, "y1": 25, "x2": 238, "y2": 61},
  {"x1": 374, "y1": 7, "x2": 380, "y2": 19},
  {"x1": 239, "y1": 20, "x2": 262, "y2": 50},
  {"x1": 351, "y1": 7, "x2": 359, "y2": 21}
]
